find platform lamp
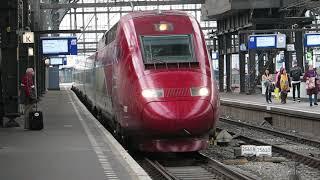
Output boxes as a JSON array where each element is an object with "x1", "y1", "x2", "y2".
[
  {"x1": 28, "y1": 47, "x2": 34, "y2": 56},
  {"x1": 44, "y1": 58, "x2": 50, "y2": 66}
]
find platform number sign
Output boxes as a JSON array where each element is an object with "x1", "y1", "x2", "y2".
[{"x1": 23, "y1": 32, "x2": 34, "y2": 44}]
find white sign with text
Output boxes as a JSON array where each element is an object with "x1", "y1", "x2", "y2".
[
  {"x1": 241, "y1": 145, "x2": 256, "y2": 156},
  {"x1": 256, "y1": 146, "x2": 272, "y2": 157},
  {"x1": 241, "y1": 145, "x2": 272, "y2": 157}
]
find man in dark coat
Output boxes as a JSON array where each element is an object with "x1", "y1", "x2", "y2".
[{"x1": 290, "y1": 61, "x2": 303, "y2": 102}]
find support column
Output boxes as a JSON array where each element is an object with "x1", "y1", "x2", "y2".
[
  {"x1": 0, "y1": 47, "x2": 2, "y2": 127},
  {"x1": 295, "y1": 31, "x2": 304, "y2": 71},
  {"x1": 2, "y1": 0, "x2": 20, "y2": 127},
  {"x1": 45, "y1": 65, "x2": 49, "y2": 91},
  {"x1": 258, "y1": 51, "x2": 264, "y2": 84},
  {"x1": 74, "y1": 8, "x2": 77, "y2": 30},
  {"x1": 81, "y1": 0, "x2": 86, "y2": 55},
  {"x1": 31, "y1": 0, "x2": 42, "y2": 95},
  {"x1": 218, "y1": 35, "x2": 224, "y2": 92},
  {"x1": 69, "y1": 11, "x2": 72, "y2": 30},
  {"x1": 239, "y1": 34, "x2": 246, "y2": 93},
  {"x1": 94, "y1": 0, "x2": 98, "y2": 45},
  {"x1": 284, "y1": 50, "x2": 292, "y2": 72},
  {"x1": 266, "y1": 51, "x2": 275, "y2": 74},
  {"x1": 284, "y1": 33, "x2": 293, "y2": 72},
  {"x1": 226, "y1": 35, "x2": 232, "y2": 92},
  {"x1": 226, "y1": 53, "x2": 231, "y2": 92},
  {"x1": 248, "y1": 49, "x2": 256, "y2": 94}
]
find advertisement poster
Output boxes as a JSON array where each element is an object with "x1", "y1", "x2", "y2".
[{"x1": 275, "y1": 52, "x2": 285, "y2": 72}]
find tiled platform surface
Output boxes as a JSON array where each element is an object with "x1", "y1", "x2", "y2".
[{"x1": 0, "y1": 89, "x2": 151, "y2": 180}]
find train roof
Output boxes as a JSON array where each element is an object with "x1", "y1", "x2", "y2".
[{"x1": 121, "y1": 10, "x2": 191, "y2": 21}]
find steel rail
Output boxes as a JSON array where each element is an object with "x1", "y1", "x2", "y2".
[
  {"x1": 142, "y1": 153, "x2": 255, "y2": 180},
  {"x1": 198, "y1": 153, "x2": 256, "y2": 180},
  {"x1": 220, "y1": 117, "x2": 320, "y2": 148},
  {"x1": 142, "y1": 158, "x2": 175, "y2": 180}
]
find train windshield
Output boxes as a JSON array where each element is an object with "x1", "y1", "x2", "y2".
[{"x1": 141, "y1": 35, "x2": 195, "y2": 64}]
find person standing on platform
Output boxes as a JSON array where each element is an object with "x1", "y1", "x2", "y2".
[
  {"x1": 21, "y1": 68, "x2": 36, "y2": 129},
  {"x1": 290, "y1": 61, "x2": 303, "y2": 102},
  {"x1": 274, "y1": 70, "x2": 281, "y2": 102},
  {"x1": 304, "y1": 65, "x2": 318, "y2": 107},
  {"x1": 277, "y1": 67, "x2": 291, "y2": 104},
  {"x1": 262, "y1": 69, "x2": 273, "y2": 103}
]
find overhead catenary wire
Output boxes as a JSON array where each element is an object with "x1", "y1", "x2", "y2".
[{"x1": 77, "y1": 0, "x2": 115, "y2": 41}]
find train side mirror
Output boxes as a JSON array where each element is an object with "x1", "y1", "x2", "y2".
[{"x1": 105, "y1": 37, "x2": 108, "y2": 45}]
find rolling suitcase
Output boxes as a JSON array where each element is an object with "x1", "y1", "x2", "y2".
[
  {"x1": 28, "y1": 87, "x2": 43, "y2": 130},
  {"x1": 29, "y1": 110, "x2": 43, "y2": 130}
]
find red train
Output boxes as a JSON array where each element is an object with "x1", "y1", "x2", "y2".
[{"x1": 73, "y1": 10, "x2": 220, "y2": 152}]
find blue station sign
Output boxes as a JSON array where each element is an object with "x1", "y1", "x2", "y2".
[
  {"x1": 304, "y1": 34, "x2": 320, "y2": 47},
  {"x1": 248, "y1": 34, "x2": 286, "y2": 50},
  {"x1": 41, "y1": 37, "x2": 78, "y2": 55}
]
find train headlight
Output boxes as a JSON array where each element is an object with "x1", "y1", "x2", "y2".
[
  {"x1": 159, "y1": 24, "x2": 168, "y2": 31},
  {"x1": 191, "y1": 87, "x2": 210, "y2": 97},
  {"x1": 142, "y1": 89, "x2": 164, "y2": 98},
  {"x1": 155, "y1": 22, "x2": 173, "y2": 31}
]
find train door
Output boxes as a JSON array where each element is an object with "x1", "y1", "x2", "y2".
[
  {"x1": 112, "y1": 44, "x2": 120, "y2": 114},
  {"x1": 93, "y1": 54, "x2": 97, "y2": 107}
]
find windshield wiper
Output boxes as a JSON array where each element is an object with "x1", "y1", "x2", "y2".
[
  {"x1": 148, "y1": 57, "x2": 168, "y2": 69},
  {"x1": 150, "y1": 57, "x2": 166, "y2": 64}
]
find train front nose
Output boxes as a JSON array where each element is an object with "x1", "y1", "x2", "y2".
[{"x1": 142, "y1": 100, "x2": 214, "y2": 135}]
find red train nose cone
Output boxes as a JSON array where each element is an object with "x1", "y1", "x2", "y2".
[{"x1": 142, "y1": 100, "x2": 213, "y2": 134}]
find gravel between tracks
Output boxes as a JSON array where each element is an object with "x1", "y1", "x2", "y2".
[{"x1": 201, "y1": 121, "x2": 320, "y2": 180}]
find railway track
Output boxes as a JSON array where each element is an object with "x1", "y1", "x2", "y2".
[
  {"x1": 139, "y1": 153, "x2": 255, "y2": 180},
  {"x1": 218, "y1": 118, "x2": 320, "y2": 170},
  {"x1": 220, "y1": 117, "x2": 320, "y2": 148}
]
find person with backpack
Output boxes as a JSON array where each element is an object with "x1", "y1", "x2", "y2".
[
  {"x1": 277, "y1": 67, "x2": 291, "y2": 104},
  {"x1": 290, "y1": 61, "x2": 303, "y2": 102},
  {"x1": 304, "y1": 65, "x2": 318, "y2": 107}
]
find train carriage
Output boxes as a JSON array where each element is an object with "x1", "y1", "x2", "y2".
[{"x1": 73, "y1": 10, "x2": 220, "y2": 152}]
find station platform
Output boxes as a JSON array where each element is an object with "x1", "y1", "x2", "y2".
[
  {"x1": 0, "y1": 88, "x2": 151, "y2": 180},
  {"x1": 221, "y1": 92, "x2": 320, "y2": 114},
  {"x1": 220, "y1": 93, "x2": 320, "y2": 138}
]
